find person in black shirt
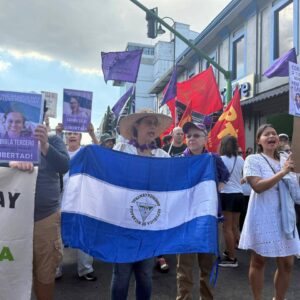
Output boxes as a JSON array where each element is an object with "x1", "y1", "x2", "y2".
[{"x1": 163, "y1": 127, "x2": 187, "y2": 156}]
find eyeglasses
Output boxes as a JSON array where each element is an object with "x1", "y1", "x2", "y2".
[
  {"x1": 284, "y1": 149, "x2": 291, "y2": 153},
  {"x1": 238, "y1": 151, "x2": 243, "y2": 155},
  {"x1": 186, "y1": 133, "x2": 206, "y2": 139}
]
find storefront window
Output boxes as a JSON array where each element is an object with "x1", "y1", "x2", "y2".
[
  {"x1": 232, "y1": 35, "x2": 245, "y2": 80},
  {"x1": 273, "y1": 0, "x2": 294, "y2": 58}
]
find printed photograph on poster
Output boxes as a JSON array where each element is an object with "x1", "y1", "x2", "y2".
[
  {"x1": 62, "y1": 89, "x2": 92, "y2": 132},
  {"x1": 289, "y1": 62, "x2": 300, "y2": 117},
  {"x1": 0, "y1": 91, "x2": 43, "y2": 163},
  {"x1": 41, "y1": 91, "x2": 58, "y2": 118}
]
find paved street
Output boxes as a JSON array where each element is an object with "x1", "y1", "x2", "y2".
[{"x1": 34, "y1": 247, "x2": 300, "y2": 300}]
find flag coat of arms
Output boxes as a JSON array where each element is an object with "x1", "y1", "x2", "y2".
[{"x1": 62, "y1": 146, "x2": 219, "y2": 263}]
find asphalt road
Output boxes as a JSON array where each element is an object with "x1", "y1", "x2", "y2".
[{"x1": 32, "y1": 247, "x2": 300, "y2": 300}]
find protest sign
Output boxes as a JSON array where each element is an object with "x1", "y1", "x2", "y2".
[
  {"x1": 62, "y1": 89, "x2": 92, "y2": 132},
  {"x1": 289, "y1": 62, "x2": 300, "y2": 117},
  {"x1": 0, "y1": 167, "x2": 38, "y2": 300},
  {"x1": 292, "y1": 116, "x2": 300, "y2": 173},
  {"x1": 0, "y1": 91, "x2": 43, "y2": 163},
  {"x1": 41, "y1": 91, "x2": 58, "y2": 118}
]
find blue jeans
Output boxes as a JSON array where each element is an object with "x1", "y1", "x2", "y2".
[{"x1": 111, "y1": 258, "x2": 153, "y2": 300}]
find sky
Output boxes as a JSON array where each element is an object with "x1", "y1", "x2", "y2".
[{"x1": 0, "y1": 0, "x2": 230, "y2": 142}]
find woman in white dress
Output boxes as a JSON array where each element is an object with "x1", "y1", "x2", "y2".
[{"x1": 239, "y1": 124, "x2": 300, "y2": 300}]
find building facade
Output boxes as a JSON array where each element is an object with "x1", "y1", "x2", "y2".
[
  {"x1": 150, "y1": 0, "x2": 299, "y2": 149},
  {"x1": 116, "y1": 22, "x2": 198, "y2": 112}
]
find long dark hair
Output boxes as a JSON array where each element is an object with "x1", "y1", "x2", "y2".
[
  {"x1": 4, "y1": 110, "x2": 26, "y2": 124},
  {"x1": 219, "y1": 135, "x2": 238, "y2": 157},
  {"x1": 256, "y1": 124, "x2": 279, "y2": 160}
]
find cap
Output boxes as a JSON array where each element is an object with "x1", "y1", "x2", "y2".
[
  {"x1": 100, "y1": 133, "x2": 116, "y2": 144},
  {"x1": 182, "y1": 122, "x2": 208, "y2": 136},
  {"x1": 278, "y1": 133, "x2": 289, "y2": 140}
]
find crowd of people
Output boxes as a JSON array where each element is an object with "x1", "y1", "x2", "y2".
[{"x1": 3, "y1": 105, "x2": 300, "y2": 300}]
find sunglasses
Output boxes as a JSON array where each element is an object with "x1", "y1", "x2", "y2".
[
  {"x1": 186, "y1": 133, "x2": 206, "y2": 139},
  {"x1": 284, "y1": 149, "x2": 291, "y2": 153},
  {"x1": 238, "y1": 151, "x2": 243, "y2": 155}
]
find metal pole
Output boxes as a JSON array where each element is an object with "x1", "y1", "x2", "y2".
[{"x1": 129, "y1": 0, "x2": 232, "y2": 104}]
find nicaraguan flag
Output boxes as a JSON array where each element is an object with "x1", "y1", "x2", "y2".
[{"x1": 61, "y1": 145, "x2": 219, "y2": 263}]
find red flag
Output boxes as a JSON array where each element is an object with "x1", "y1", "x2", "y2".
[
  {"x1": 177, "y1": 101, "x2": 192, "y2": 128},
  {"x1": 207, "y1": 87, "x2": 245, "y2": 154},
  {"x1": 160, "y1": 121, "x2": 174, "y2": 142},
  {"x1": 166, "y1": 98, "x2": 176, "y2": 122},
  {"x1": 177, "y1": 67, "x2": 223, "y2": 114}
]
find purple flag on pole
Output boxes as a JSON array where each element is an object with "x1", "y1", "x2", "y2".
[
  {"x1": 160, "y1": 66, "x2": 177, "y2": 107},
  {"x1": 101, "y1": 50, "x2": 143, "y2": 83},
  {"x1": 112, "y1": 86, "x2": 135, "y2": 118},
  {"x1": 264, "y1": 48, "x2": 297, "y2": 78}
]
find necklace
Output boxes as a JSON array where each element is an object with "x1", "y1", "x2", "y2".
[{"x1": 129, "y1": 139, "x2": 158, "y2": 152}]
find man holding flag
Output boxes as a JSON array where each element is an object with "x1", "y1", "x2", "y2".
[{"x1": 176, "y1": 121, "x2": 229, "y2": 300}]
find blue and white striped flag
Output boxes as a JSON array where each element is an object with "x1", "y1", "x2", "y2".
[{"x1": 61, "y1": 145, "x2": 219, "y2": 263}]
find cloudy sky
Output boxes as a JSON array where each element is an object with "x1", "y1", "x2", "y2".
[{"x1": 0, "y1": 0, "x2": 230, "y2": 138}]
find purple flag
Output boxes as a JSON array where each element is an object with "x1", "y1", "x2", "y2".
[
  {"x1": 160, "y1": 66, "x2": 177, "y2": 107},
  {"x1": 101, "y1": 50, "x2": 143, "y2": 83},
  {"x1": 264, "y1": 48, "x2": 297, "y2": 78},
  {"x1": 112, "y1": 86, "x2": 135, "y2": 118}
]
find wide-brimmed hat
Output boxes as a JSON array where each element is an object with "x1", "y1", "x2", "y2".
[
  {"x1": 119, "y1": 109, "x2": 172, "y2": 140},
  {"x1": 182, "y1": 122, "x2": 208, "y2": 136},
  {"x1": 100, "y1": 133, "x2": 116, "y2": 144}
]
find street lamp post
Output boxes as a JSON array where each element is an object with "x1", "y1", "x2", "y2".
[{"x1": 129, "y1": 0, "x2": 232, "y2": 104}]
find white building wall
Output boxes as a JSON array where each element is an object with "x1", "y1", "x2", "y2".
[
  {"x1": 219, "y1": 37, "x2": 230, "y2": 89},
  {"x1": 174, "y1": 23, "x2": 198, "y2": 60},
  {"x1": 260, "y1": 6, "x2": 271, "y2": 82},
  {"x1": 153, "y1": 41, "x2": 174, "y2": 82},
  {"x1": 122, "y1": 22, "x2": 198, "y2": 111},
  {"x1": 246, "y1": 15, "x2": 257, "y2": 76}
]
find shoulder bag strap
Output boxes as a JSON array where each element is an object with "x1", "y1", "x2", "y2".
[
  {"x1": 259, "y1": 154, "x2": 276, "y2": 174},
  {"x1": 228, "y1": 156, "x2": 237, "y2": 177}
]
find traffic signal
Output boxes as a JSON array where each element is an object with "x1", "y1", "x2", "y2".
[{"x1": 146, "y1": 7, "x2": 158, "y2": 39}]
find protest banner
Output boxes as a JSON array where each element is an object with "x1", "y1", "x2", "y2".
[
  {"x1": 0, "y1": 167, "x2": 38, "y2": 300},
  {"x1": 0, "y1": 91, "x2": 43, "y2": 163},
  {"x1": 289, "y1": 62, "x2": 300, "y2": 117},
  {"x1": 62, "y1": 89, "x2": 93, "y2": 132},
  {"x1": 41, "y1": 91, "x2": 58, "y2": 118}
]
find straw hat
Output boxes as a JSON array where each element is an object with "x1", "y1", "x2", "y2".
[{"x1": 119, "y1": 109, "x2": 172, "y2": 140}]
